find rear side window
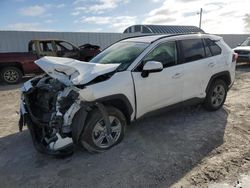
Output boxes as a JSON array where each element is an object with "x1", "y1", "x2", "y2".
[
  {"x1": 181, "y1": 39, "x2": 205, "y2": 63},
  {"x1": 204, "y1": 38, "x2": 222, "y2": 56}
]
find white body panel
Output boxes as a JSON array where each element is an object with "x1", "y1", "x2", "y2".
[
  {"x1": 132, "y1": 65, "x2": 183, "y2": 118},
  {"x1": 33, "y1": 34, "x2": 236, "y2": 122},
  {"x1": 79, "y1": 71, "x2": 136, "y2": 120}
]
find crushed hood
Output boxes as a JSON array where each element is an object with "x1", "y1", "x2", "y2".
[{"x1": 35, "y1": 56, "x2": 119, "y2": 85}]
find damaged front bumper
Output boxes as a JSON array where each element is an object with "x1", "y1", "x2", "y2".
[{"x1": 19, "y1": 76, "x2": 95, "y2": 157}]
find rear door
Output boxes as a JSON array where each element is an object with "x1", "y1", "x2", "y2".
[
  {"x1": 202, "y1": 38, "x2": 223, "y2": 92},
  {"x1": 179, "y1": 38, "x2": 210, "y2": 100}
]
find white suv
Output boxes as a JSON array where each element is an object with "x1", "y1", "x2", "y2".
[{"x1": 20, "y1": 33, "x2": 237, "y2": 156}]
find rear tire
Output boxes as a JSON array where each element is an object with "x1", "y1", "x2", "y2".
[
  {"x1": 0, "y1": 66, "x2": 23, "y2": 84},
  {"x1": 77, "y1": 106, "x2": 126, "y2": 153},
  {"x1": 203, "y1": 79, "x2": 228, "y2": 111}
]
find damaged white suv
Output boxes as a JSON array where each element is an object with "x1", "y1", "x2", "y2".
[{"x1": 19, "y1": 34, "x2": 237, "y2": 156}]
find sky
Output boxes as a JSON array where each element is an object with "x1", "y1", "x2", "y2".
[{"x1": 0, "y1": 0, "x2": 250, "y2": 34}]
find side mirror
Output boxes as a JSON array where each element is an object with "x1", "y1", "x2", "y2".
[
  {"x1": 141, "y1": 61, "x2": 163, "y2": 78},
  {"x1": 237, "y1": 43, "x2": 241, "y2": 46}
]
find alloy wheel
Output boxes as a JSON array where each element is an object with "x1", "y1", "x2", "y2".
[
  {"x1": 211, "y1": 84, "x2": 226, "y2": 107},
  {"x1": 3, "y1": 69, "x2": 19, "y2": 83},
  {"x1": 92, "y1": 116, "x2": 122, "y2": 149}
]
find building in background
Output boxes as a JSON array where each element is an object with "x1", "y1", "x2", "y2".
[
  {"x1": 0, "y1": 25, "x2": 249, "y2": 53},
  {"x1": 123, "y1": 25, "x2": 204, "y2": 34}
]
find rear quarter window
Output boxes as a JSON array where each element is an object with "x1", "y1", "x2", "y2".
[{"x1": 205, "y1": 38, "x2": 222, "y2": 56}]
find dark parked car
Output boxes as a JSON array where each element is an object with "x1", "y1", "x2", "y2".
[
  {"x1": 233, "y1": 37, "x2": 250, "y2": 63},
  {"x1": 0, "y1": 39, "x2": 101, "y2": 84}
]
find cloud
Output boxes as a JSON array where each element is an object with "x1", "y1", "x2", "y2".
[
  {"x1": 73, "y1": 0, "x2": 86, "y2": 5},
  {"x1": 71, "y1": 11, "x2": 80, "y2": 16},
  {"x1": 19, "y1": 5, "x2": 46, "y2": 16},
  {"x1": 72, "y1": 0, "x2": 129, "y2": 15},
  {"x1": 143, "y1": 0, "x2": 250, "y2": 34},
  {"x1": 145, "y1": 15, "x2": 176, "y2": 24},
  {"x1": 76, "y1": 16, "x2": 137, "y2": 32},
  {"x1": 44, "y1": 19, "x2": 58, "y2": 24},
  {"x1": 19, "y1": 3, "x2": 66, "y2": 17},
  {"x1": 6, "y1": 22, "x2": 52, "y2": 31},
  {"x1": 144, "y1": 2, "x2": 177, "y2": 24},
  {"x1": 243, "y1": 14, "x2": 250, "y2": 32},
  {"x1": 56, "y1": 4, "x2": 66, "y2": 8}
]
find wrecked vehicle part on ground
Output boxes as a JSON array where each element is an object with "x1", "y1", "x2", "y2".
[{"x1": 19, "y1": 66, "x2": 117, "y2": 156}]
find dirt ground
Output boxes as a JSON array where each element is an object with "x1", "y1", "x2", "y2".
[{"x1": 0, "y1": 64, "x2": 249, "y2": 188}]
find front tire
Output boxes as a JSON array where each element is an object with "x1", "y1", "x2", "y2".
[
  {"x1": 77, "y1": 106, "x2": 126, "y2": 153},
  {"x1": 0, "y1": 66, "x2": 23, "y2": 84},
  {"x1": 203, "y1": 79, "x2": 228, "y2": 111}
]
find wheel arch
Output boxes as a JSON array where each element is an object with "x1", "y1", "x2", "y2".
[
  {"x1": 205, "y1": 71, "x2": 231, "y2": 93},
  {"x1": 96, "y1": 94, "x2": 134, "y2": 125},
  {"x1": 0, "y1": 62, "x2": 24, "y2": 74}
]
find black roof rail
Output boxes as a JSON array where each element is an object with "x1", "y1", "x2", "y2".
[
  {"x1": 150, "y1": 32, "x2": 206, "y2": 43},
  {"x1": 120, "y1": 32, "x2": 207, "y2": 44},
  {"x1": 117, "y1": 33, "x2": 161, "y2": 43}
]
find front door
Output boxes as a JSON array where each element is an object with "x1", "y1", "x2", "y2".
[{"x1": 132, "y1": 41, "x2": 184, "y2": 118}]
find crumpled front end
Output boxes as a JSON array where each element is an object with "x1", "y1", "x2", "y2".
[
  {"x1": 19, "y1": 75, "x2": 91, "y2": 156},
  {"x1": 19, "y1": 57, "x2": 120, "y2": 156}
]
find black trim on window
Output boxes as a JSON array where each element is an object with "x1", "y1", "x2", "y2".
[
  {"x1": 204, "y1": 38, "x2": 222, "y2": 56},
  {"x1": 133, "y1": 41, "x2": 180, "y2": 72},
  {"x1": 176, "y1": 40, "x2": 183, "y2": 65},
  {"x1": 202, "y1": 38, "x2": 213, "y2": 58},
  {"x1": 176, "y1": 40, "x2": 185, "y2": 64}
]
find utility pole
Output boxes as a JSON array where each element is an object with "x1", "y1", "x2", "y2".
[{"x1": 199, "y1": 8, "x2": 203, "y2": 29}]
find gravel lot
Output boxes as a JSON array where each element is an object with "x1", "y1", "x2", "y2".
[{"x1": 0, "y1": 64, "x2": 249, "y2": 188}]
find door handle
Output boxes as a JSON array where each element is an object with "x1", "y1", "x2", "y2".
[
  {"x1": 208, "y1": 62, "x2": 215, "y2": 68},
  {"x1": 172, "y1": 73, "x2": 183, "y2": 79}
]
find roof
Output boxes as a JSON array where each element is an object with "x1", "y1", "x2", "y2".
[
  {"x1": 121, "y1": 33, "x2": 210, "y2": 43},
  {"x1": 124, "y1": 25, "x2": 204, "y2": 34},
  {"x1": 122, "y1": 34, "x2": 170, "y2": 43}
]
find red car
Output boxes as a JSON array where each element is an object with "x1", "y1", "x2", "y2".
[{"x1": 0, "y1": 39, "x2": 101, "y2": 84}]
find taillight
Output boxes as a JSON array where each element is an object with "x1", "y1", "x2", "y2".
[{"x1": 232, "y1": 53, "x2": 238, "y2": 62}]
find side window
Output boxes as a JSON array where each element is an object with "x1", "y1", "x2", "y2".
[
  {"x1": 56, "y1": 43, "x2": 62, "y2": 51},
  {"x1": 181, "y1": 39, "x2": 205, "y2": 63},
  {"x1": 39, "y1": 42, "x2": 53, "y2": 52},
  {"x1": 28, "y1": 42, "x2": 36, "y2": 52},
  {"x1": 32, "y1": 43, "x2": 36, "y2": 52},
  {"x1": 143, "y1": 41, "x2": 177, "y2": 68},
  {"x1": 205, "y1": 38, "x2": 222, "y2": 56},
  {"x1": 59, "y1": 42, "x2": 74, "y2": 51}
]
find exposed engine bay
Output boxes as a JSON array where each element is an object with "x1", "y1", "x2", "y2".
[{"x1": 19, "y1": 75, "x2": 92, "y2": 156}]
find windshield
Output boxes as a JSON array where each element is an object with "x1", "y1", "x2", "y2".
[
  {"x1": 240, "y1": 38, "x2": 250, "y2": 46},
  {"x1": 90, "y1": 41, "x2": 149, "y2": 71}
]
